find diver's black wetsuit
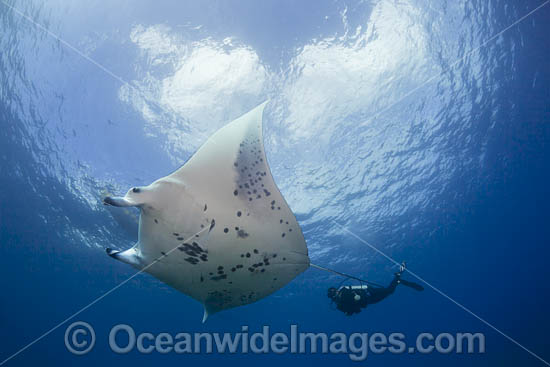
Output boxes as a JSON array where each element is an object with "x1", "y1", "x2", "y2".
[{"x1": 328, "y1": 273, "x2": 423, "y2": 316}]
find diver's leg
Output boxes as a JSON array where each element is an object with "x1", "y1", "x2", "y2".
[
  {"x1": 367, "y1": 274, "x2": 400, "y2": 304},
  {"x1": 398, "y1": 278, "x2": 424, "y2": 291},
  {"x1": 394, "y1": 262, "x2": 424, "y2": 291}
]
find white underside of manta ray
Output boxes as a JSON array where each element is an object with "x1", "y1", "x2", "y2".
[{"x1": 104, "y1": 102, "x2": 311, "y2": 322}]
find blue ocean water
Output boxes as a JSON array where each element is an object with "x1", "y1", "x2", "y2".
[{"x1": 1, "y1": 0, "x2": 549, "y2": 365}]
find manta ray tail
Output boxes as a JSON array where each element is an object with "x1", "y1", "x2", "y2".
[{"x1": 202, "y1": 304, "x2": 221, "y2": 323}]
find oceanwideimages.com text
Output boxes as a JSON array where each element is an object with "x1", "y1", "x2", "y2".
[{"x1": 65, "y1": 322, "x2": 485, "y2": 361}]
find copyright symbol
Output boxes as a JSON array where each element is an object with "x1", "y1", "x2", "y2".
[{"x1": 64, "y1": 321, "x2": 95, "y2": 355}]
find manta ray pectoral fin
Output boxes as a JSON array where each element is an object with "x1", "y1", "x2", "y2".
[{"x1": 104, "y1": 196, "x2": 135, "y2": 207}]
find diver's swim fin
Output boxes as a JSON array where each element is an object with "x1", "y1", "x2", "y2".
[
  {"x1": 399, "y1": 261, "x2": 406, "y2": 273},
  {"x1": 399, "y1": 279, "x2": 424, "y2": 291}
]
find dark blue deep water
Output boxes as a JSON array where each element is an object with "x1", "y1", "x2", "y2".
[{"x1": 1, "y1": 0, "x2": 549, "y2": 366}]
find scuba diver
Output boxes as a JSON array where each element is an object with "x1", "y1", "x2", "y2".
[{"x1": 327, "y1": 262, "x2": 424, "y2": 316}]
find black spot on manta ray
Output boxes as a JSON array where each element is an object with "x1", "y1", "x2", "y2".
[
  {"x1": 281, "y1": 233, "x2": 286, "y2": 238},
  {"x1": 173, "y1": 233, "x2": 179, "y2": 236},
  {"x1": 253, "y1": 249, "x2": 258, "y2": 254},
  {"x1": 177, "y1": 237, "x2": 184, "y2": 240},
  {"x1": 237, "y1": 211, "x2": 242, "y2": 217},
  {"x1": 211, "y1": 274, "x2": 227, "y2": 281},
  {"x1": 237, "y1": 229, "x2": 249, "y2": 238},
  {"x1": 246, "y1": 252, "x2": 251, "y2": 257},
  {"x1": 224, "y1": 228, "x2": 229, "y2": 233},
  {"x1": 209, "y1": 219, "x2": 216, "y2": 232},
  {"x1": 234, "y1": 190, "x2": 238, "y2": 196},
  {"x1": 154, "y1": 219, "x2": 158, "y2": 224},
  {"x1": 132, "y1": 187, "x2": 140, "y2": 193},
  {"x1": 204, "y1": 204, "x2": 207, "y2": 211}
]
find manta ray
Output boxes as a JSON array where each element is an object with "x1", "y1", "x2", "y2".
[{"x1": 104, "y1": 102, "x2": 311, "y2": 321}]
